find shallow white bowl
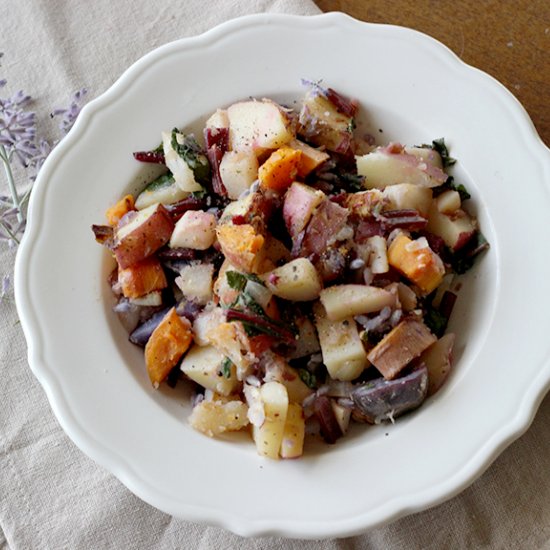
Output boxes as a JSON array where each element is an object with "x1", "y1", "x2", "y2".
[{"x1": 15, "y1": 13, "x2": 550, "y2": 539}]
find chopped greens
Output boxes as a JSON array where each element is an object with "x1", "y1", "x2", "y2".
[
  {"x1": 298, "y1": 368, "x2": 317, "y2": 389},
  {"x1": 170, "y1": 129, "x2": 211, "y2": 185},
  {"x1": 220, "y1": 357, "x2": 233, "y2": 378},
  {"x1": 431, "y1": 138, "x2": 456, "y2": 168}
]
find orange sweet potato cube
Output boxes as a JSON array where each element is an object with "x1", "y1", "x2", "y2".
[
  {"x1": 145, "y1": 308, "x2": 193, "y2": 386},
  {"x1": 118, "y1": 256, "x2": 167, "y2": 299},
  {"x1": 105, "y1": 194, "x2": 135, "y2": 226},
  {"x1": 289, "y1": 139, "x2": 330, "y2": 177},
  {"x1": 215, "y1": 223, "x2": 265, "y2": 273},
  {"x1": 387, "y1": 234, "x2": 445, "y2": 294},
  {"x1": 258, "y1": 146, "x2": 302, "y2": 193}
]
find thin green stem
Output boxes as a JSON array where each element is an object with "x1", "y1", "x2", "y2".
[
  {"x1": 0, "y1": 218, "x2": 20, "y2": 245},
  {"x1": 0, "y1": 145, "x2": 23, "y2": 223}
]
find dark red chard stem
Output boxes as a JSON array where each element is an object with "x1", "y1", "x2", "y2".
[
  {"x1": 226, "y1": 308, "x2": 296, "y2": 345},
  {"x1": 204, "y1": 127, "x2": 229, "y2": 197},
  {"x1": 163, "y1": 196, "x2": 207, "y2": 222},
  {"x1": 378, "y1": 209, "x2": 428, "y2": 232},
  {"x1": 326, "y1": 88, "x2": 358, "y2": 118},
  {"x1": 133, "y1": 150, "x2": 166, "y2": 164}
]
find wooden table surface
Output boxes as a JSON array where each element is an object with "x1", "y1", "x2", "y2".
[{"x1": 314, "y1": 0, "x2": 550, "y2": 146}]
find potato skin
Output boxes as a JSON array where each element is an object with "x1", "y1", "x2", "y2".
[{"x1": 113, "y1": 203, "x2": 174, "y2": 269}]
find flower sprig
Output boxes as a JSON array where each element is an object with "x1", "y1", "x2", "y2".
[
  {"x1": 0, "y1": 52, "x2": 88, "y2": 296},
  {"x1": 0, "y1": 53, "x2": 87, "y2": 242}
]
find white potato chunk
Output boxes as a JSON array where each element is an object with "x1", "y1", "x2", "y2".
[
  {"x1": 382, "y1": 183, "x2": 433, "y2": 217},
  {"x1": 162, "y1": 131, "x2": 203, "y2": 192},
  {"x1": 189, "y1": 398, "x2": 249, "y2": 437},
  {"x1": 436, "y1": 189, "x2": 461, "y2": 214},
  {"x1": 331, "y1": 401, "x2": 351, "y2": 434},
  {"x1": 205, "y1": 108, "x2": 229, "y2": 130},
  {"x1": 314, "y1": 302, "x2": 369, "y2": 381},
  {"x1": 417, "y1": 333, "x2": 455, "y2": 395},
  {"x1": 175, "y1": 263, "x2": 214, "y2": 305},
  {"x1": 404, "y1": 146, "x2": 443, "y2": 168},
  {"x1": 366, "y1": 235, "x2": 389, "y2": 274},
  {"x1": 319, "y1": 284, "x2": 395, "y2": 321},
  {"x1": 180, "y1": 344, "x2": 239, "y2": 396},
  {"x1": 427, "y1": 202, "x2": 477, "y2": 250},
  {"x1": 280, "y1": 403, "x2": 306, "y2": 459},
  {"x1": 227, "y1": 100, "x2": 293, "y2": 154},
  {"x1": 356, "y1": 150, "x2": 445, "y2": 189},
  {"x1": 263, "y1": 353, "x2": 313, "y2": 404},
  {"x1": 219, "y1": 150, "x2": 259, "y2": 200},
  {"x1": 169, "y1": 210, "x2": 217, "y2": 250},
  {"x1": 252, "y1": 381, "x2": 289, "y2": 459},
  {"x1": 264, "y1": 258, "x2": 322, "y2": 301}
]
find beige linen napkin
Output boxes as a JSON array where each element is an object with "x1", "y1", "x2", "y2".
[{"x1": 2, "y1": 1, "x2": 550, "y2": 549}]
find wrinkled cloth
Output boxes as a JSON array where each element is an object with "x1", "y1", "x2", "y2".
[{"x1": 1, "y1": 1, "x2": 550, "y2": 549}]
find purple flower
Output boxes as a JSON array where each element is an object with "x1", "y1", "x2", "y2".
[{"x1": 51, "y1": 88, "x2": 88, "y2": 135}]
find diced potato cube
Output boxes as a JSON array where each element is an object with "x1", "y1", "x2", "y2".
[
  {"x1": 366, "y1": 235, "x2": 389, "y2": 274},
  {"x1": 105, "y1": 194, "x2": 135, "y2": 226},
  {"x1": 382, "y1": 184, "x2": 433, "y2": 217},
  {"x1": 252, "y1": 381, "x2": 289, "y2": 459},
  {"x1": 206, "y1": 321, "x2": 253, "y2": 380},
  {"x1": 387, "y1": 234, "x2": 445, "y2": 294},
  {"x1": 416, "y1": 332, "x2": 455, "y2": 395},
  {"x1": 113, "y1": 203, "x2": 174, "y2": 269},
  {"x1": 263, "y1": 354, "x2": 313, "y2": 404},
  {"x1": 288, "y1": 139, "x2": 330, "y2": 177},
  {"x1": 175, "y1": 263, "x2": 214, "y2": 305},
  {"x1": 367, "y1": 318, "x2": 436, "y2": 379},
  {"x1": 314, "y1": 302, "x2": 369, "y2": 381},
  {"x1": 282, "y1": 182, "x2": 325, "y2": 237},
  {"x1": 145, "y1": 308, "x2": 193, "y2": 386},
  {"x1": 180, "y1": 344, "x2": 239, "y2": 396},
  {"x1": 169, "y1": 210, "x2": 217, "y2": 250},
  {"x1": 436, "y1": 190, "x2": 461, "y2": 214},
  {"x1": 427, "y1": 203, "x2": 477, "y2": 251},
  {"x1": 216, "y1": 223, "x2": 265, "y2": 274},
  {"x1": 319, "y1": 284, "x2": 395, "y2": 321},
  {"x1": 227, "y1": 100, "x2": 294, "y2": 154},
  {"x1": 331, "y1": 401, "x2": 351, "y2": 434},
  {"x1": 219, "y1": 150, "x2": 259, "y2": 200},
  {"x1": 189, "y1": 399, "x2": 249, "y2": 437},
  {"x1": 258, "y1": 146, "x2": 302, "y2": 193},
  {"x1": 118, "y1": 256, "x2": 167, "y2": 299},
  {"x1": 280, "y1": 403, "x2": 306, "y2": 459},
  {"x1": 264, "y1": 258, "x2": 322, "y2": 301}
]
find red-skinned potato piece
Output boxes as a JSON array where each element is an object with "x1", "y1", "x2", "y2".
[
  {"x1": 113, "y1": 203, "x2": 174, "y2": 269},
  {"x1": 283, "y1": 182, "x2": 325, "y2": 238}
]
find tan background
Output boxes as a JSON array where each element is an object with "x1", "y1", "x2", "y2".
[{"x1": 315, "y1": 0, "x2": 550, "y2": 146}]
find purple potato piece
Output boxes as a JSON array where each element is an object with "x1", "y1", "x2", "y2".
[
  {"x1": 314, "y1": 395, "x2": 343, "y2": 444},
  {"x1": 351, "y1": 365, "x2": 428, "y2": 424},
  {"x1": 113, "y1": 298, "x2": 164, "y2": 333},
  {"x1": 129, "y1": 306, "x2": 172, "y2": 346},
  {"x1": 175, "y1": 299, "x2": 203, "y2": 323}
]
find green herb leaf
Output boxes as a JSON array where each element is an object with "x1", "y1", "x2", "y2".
[
  {"x1": 226, "y1": 271, "x2": 248, "y2": 292},
  {"x1": 298, "y1": 368, "x2": 317, "y2": 389},
  {"x1": 424, "y1": 307, "x2": 448, "y2": 337},
  {"x1": 431, "y1": 138, "x2": 456, "y2": 168},
  {"x1": 170, "y1": 129, "x2": 211, "y2": 185},
  {"x1": 220, "y1": 357, "x2": 233, "y2": 378},
  {"x1": 142, "y1": 172, "x2": 174, "y2": 192}
]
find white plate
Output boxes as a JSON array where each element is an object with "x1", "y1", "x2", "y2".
[{"x1": 15, "y1": 13, "x2": 550, "y2": 539}]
